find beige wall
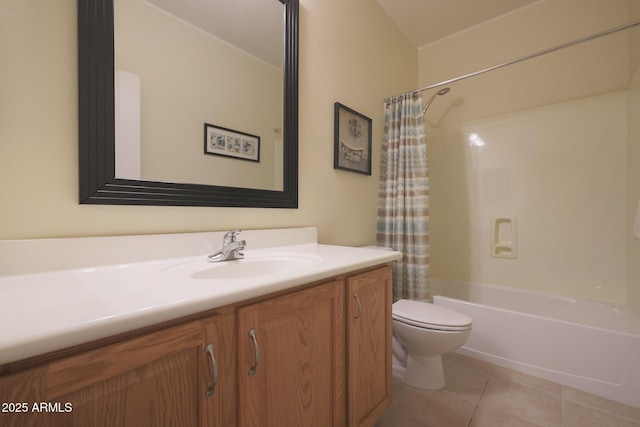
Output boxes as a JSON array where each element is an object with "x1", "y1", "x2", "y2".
[
  {"x1": 418, "y1": 0, "x2": 631, "y2": 127},
  {"x1": 628, "y1": 0, "x2": 640, "y2": 313},
  {"x1": 420, "y1": 0, "x2": 637, "y2": 305},
  {"x1": 418, "y1": 0, "x2": 631, "y2": 92},
  {"x1": 0, "y1": 0, "x2": 416, "y2": 245},
  {"x1": 628, "y1": 66, "x2": 640, "y2": 315},
  {"x1": 630, "y1": 1, "x2": 640, "y2": 76}
]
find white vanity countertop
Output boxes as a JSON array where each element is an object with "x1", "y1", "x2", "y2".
[{"x1": 0, "y1": 228, "x2": 401, "y2": 365}]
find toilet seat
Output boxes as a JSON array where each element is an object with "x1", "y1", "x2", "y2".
[{"x1": 392, "y1": 299, "x2": 472, "y2": 332}]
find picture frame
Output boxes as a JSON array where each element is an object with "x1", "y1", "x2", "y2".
[
  {"x1": 204, "y1": 123, "x2": 260, "y2": 162},
  {"x1": 334, "y1": 102, "x2": 372, "y2": 175}
]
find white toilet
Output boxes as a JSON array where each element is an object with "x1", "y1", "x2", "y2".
[{"x1": 392, "y1": 299, "x2": 472, "y2": 390}]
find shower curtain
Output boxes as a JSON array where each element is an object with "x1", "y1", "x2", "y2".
[{"x1": 377, "y1": 92, "x2": 430, "y2": 302}]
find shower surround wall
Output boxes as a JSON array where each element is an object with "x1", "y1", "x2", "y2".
[
  {"x1": 428, "y1": 92, "x2": 628, "y2": 305},
  {"x1": 419, "y1": 0, "x2": 640, "y2": 311}
]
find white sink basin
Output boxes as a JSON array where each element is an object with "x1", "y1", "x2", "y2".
[{"x1": 163, "y1": 252, "x2": 323, "y2": 280}]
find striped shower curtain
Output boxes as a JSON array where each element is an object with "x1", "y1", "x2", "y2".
[{"x1": 377, "y1": 92, "x2": 430, "y2": 302}]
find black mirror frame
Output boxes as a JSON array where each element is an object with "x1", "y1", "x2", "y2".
[{"x1": 78, "y1": 0, "x2": 298, "y2": 208}]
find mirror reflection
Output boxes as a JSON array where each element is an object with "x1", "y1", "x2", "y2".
[{"x1": 113, "y1": 0, "x2": 284, "y2": 191}]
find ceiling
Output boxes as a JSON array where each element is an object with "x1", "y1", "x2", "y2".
[
  {"x1": 376, "y1": 0, "x2": 540, "y2": 47},
  {"x1": 145, "y1": 0, "x2": 284, "y2": 69},
  {"x1": 141, "y1": 0, "x2": 542, "y2": 69}
]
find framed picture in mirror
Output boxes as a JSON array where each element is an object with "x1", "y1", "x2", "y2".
[{"x1": 204, "y1": 123, "x2": 260, "y2": 162}]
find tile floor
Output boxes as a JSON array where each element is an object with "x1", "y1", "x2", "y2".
[{"x1": 376, "y1": 353, "x2": 640, "y2": 427}]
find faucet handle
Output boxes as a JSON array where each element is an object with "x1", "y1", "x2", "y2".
[{"x1": 223, "y1": 229, "x2": 242, "y2": 244}]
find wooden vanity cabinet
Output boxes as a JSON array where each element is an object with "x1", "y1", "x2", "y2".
[
  {"x1": 0, "y1": 264, "x2": 393, "y2": 427},
  {"x1": 0, "y1": 312, "x2": 236, "y2": 427},
  {"x1": 234, "y1": 266, "x2": 392, "y2": 427},
  {"x1": 236, "y1": 278, "x2": 346, "y2": 427},
  {"x1": 346, "y1": 266, "x2": 393, "y2": 427}
]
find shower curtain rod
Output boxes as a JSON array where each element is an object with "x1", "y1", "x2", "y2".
[{"x1": 384, "y1": 19, "x2": 640, "y2": 103}]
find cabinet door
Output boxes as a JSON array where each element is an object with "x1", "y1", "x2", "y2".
[
  {"x1": 347, "y1": 266, "x2": 393, "y2": 427},
  {"x1": 0, "y1": 314, "x2": 233, "y2": 427},
  {"x1": 237, "y1": 280, "x2": 346, "y2": 427}
]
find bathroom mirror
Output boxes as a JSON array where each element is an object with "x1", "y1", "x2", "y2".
[{"x1": 78, "y1": 0, "x2": 298, "y2": 207}]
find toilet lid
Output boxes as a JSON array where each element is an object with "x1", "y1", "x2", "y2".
[{"x1": 392, "y1": 299, "x2": 472, "y2": 330}]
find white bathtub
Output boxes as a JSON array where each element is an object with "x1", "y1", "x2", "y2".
[{"x1": 431, "y1": 280, "x2": 640, "y2": 409}]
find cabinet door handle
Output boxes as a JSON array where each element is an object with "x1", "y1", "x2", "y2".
[
  {"x1": 205, "y1": 343, "x2": 218, "y2": 398},
  {"x1": 248, "y1": 328, "x2": 260, "y2": 377},
  {"x1": 353, "y1": 292, "x2": 362, "y2": 323}
]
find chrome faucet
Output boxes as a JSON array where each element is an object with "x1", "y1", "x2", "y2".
[{"x1": 208, "y1": 229, "x2": 246, "y2": 262}]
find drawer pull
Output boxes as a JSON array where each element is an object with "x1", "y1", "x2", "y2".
[
  {"x1": 353, "y1": 292, "x2": 362, "y2": 323},
  {"x1": 248, "y1": 328, "x2": 260, "y2": 377},
  {"x1": 205, "y1": 343, "x2": 218, "y2": 398}
]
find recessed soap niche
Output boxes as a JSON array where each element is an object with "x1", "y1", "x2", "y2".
[{"x1": 491, "y1": 217, "x2": 517, "y2": 259}]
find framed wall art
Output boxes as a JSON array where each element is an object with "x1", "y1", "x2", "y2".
[
  {"x1": 334, "y1": 102, "x2": 372, "y2": 175},
  {"x1": 204, "y1": 123, "x2": 260, "y2": 162}
]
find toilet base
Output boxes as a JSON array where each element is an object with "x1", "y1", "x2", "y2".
[
  {"x1": 394, "y1": 353, "x2": 445, "y2": 390},
  {"x1": 392, "y1": 353, "x2": 406, "y2": 379}
]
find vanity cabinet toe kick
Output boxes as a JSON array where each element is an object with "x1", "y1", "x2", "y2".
[{"x1": 0, "y1": 264, "x2": 393, "y2": 427}]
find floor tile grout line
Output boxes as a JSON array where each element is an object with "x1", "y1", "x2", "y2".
[
  {"x1": 479, "y1": 369, "x2": 492, "y2": 400},
  {"x1": 466, "y1": 365, "x2": 493, "y2": 426},
  {"x1": 560, "y1": 386, "x2": 565, "y2": 426},
  {"x1": 466, "y1": 402, "x2": 479, "y2": 427}
]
